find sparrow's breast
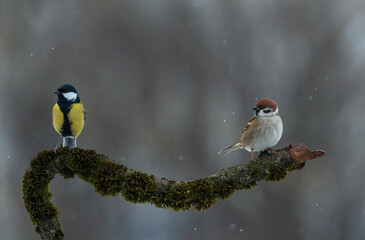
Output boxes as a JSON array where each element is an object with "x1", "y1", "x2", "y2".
[{"x1": 245, "y1": 115, "x2": 283, "y2": 152}]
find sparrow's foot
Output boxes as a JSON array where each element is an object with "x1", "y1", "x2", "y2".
[
  {"x1": 258, "y1": 150, "x2": 271, "y2": 158},
  {"x1": 259, "y1": 148, "x2": 276, "y2": 157},
  {"x1": 267, "y1": 147, "x2": 277, "y2": 152},
  {"x1": 251, "y1": 151, "x2": 260, "y2": 161}
]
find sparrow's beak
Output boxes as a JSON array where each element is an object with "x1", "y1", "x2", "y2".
[
  {"x1": 253, "y1": 107, "x2": 259, "y2": 111},
  {"x1": 54, "y1": 90, "x2": 61, "y2": 95}
]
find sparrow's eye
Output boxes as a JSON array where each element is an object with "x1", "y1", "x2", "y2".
[{"x1": 263, "y1": 109, "x2": 271, "y2": 113}]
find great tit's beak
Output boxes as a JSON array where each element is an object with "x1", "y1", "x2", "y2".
[
  {"x1": 54, "y1": 90, "x2": 61, "y2": 95},
  {"x1": 253, "y1": 107, "x2": 259, "y2": 111}
]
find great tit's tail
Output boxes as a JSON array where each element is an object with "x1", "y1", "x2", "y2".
[
  {"x1": 218, "y1": 142, "x2": 242, "y2": 156},
  {"x1": 63, "y1": 136, "x2": 77, "y2": 149}
]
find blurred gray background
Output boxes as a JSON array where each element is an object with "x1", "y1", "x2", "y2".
[{"x1": 1, "y1": 0, "x2": 365, "y2": 239}]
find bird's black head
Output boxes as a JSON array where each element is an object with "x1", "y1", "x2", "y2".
[{"x1": 54, "y1": 84, "x2": 80, "y2": 103}]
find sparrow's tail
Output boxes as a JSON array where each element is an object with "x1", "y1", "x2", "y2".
[
  {"x1": 63, "y1": 136, "x2": 77, "y2": 148},
  {"x1": 218, "y1": 142, "x2": 242, "y2": 155}
]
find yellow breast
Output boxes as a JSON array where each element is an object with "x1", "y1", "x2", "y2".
[
  {"x1": 68, "y1": 102, "x2": 85, "y2": 138},
  {"x1": 52, "y1": 104, "x2": 64, "y2": 135}
]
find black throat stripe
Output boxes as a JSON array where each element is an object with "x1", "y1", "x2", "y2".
[{"x1": 58, "y1": 102, "x2": 72, "y2": 136}]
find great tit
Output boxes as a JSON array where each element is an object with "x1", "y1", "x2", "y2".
[{"x1": 52, "y1": 84, "x2": 86, "y2": 149}]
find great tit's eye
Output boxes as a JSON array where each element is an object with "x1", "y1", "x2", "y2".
[{"x1": 263, "y1": 109, "x2": 271, "y2": 113}]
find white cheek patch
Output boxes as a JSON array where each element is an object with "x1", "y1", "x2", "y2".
[
  {"x1": 259, "y1": 108, "x2": 277, "y2": 117},
  {"x1": 62, "y1": 92, "x2": 77, "y2": 101}
]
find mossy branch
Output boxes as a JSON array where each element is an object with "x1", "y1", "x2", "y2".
[{"x1": 22, "y1": 144, "x2": 324, "y2": 240}]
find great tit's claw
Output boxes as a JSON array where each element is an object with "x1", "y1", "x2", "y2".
[{"x1": 54, "y1": 143, "x2": 61, "y2": 153}]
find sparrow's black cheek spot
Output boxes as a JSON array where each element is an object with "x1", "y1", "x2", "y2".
[{"x1": 263, "y1": 109, "x2": 271, "y2": 114}]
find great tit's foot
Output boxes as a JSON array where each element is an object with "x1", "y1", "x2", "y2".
[
  {"x1": 68, "y1": 145, "x2": 76, "y2": 151},
  {"x1": 62, "y1": 136, "x2": 77, "y2": 151},
  {"x1": 54, "y1": 143, "x2": 61, "y2": 153}
]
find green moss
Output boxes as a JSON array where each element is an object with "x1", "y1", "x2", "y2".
[
  {"x1": 58, "y1": 166, "x2": 74, "y2": 179},
  {"x1": 23, "y1": 151, "x2": 57, "y2": 224},
  {"x1": 90, "y1": 162, "x2": 126, "y2": 196},
  {"x1": 214, "y1": 179, "x2": 242, "y2": 200},
  {"x1": 153, "y1": 183, "x2": 191, "y2": 211},
  {"x1": 242, "y1": 180, "x2": 258, "y2": 189},
  {"x1": 35, "y1": 223, "x2": 65, "y2": 239},
  {"x1": 265, "y1": 166, "x2": 288, "y2": 181},
  {"x1": 147, "y1": 179, "x2": 219, "y2": 211},
  {"x1": 263, "y1": 153, "x2": 301, "y2": 181},
  {"x1": 284, "y1": 159, "x2": 300, "y2": 171},
  {"x1": 189, "y1": 179, "x2": 216, "y2": 211},
  {"x1": 284, "y1": 145, "x2": 292, "y2": 151},
  {"x1": 246, "y1": 162, "x2": 262, "y2": 179},
  {"x1": 121, "y1": 171, "x2": 156, "y2": 202},
  {"x1": 66, "y1": 148, "x2": 101, "y2": 181}
]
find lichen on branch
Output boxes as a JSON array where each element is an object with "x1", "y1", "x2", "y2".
[{"x1": 22, "y1": 144, "x2": 324, "y2": 240}]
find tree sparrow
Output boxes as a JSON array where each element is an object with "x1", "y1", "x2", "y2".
[{"x1": 218, "y1": 98, "x2": 283, "y2": 160}]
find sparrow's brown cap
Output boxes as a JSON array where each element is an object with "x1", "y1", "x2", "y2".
[{"x1": 255, "y1": 98, "x2": 278, "y2": 111}]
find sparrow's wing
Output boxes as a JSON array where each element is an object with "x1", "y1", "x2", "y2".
[
  {"x1": 240, "y1": 117, "x2": 260, "y2": 148},
  {"x1": 240, "y1": 116, "x2": 256, "y2": 136},
  {"x1": 218, "y1": 116, "x2": 257, "y2": 156}
]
